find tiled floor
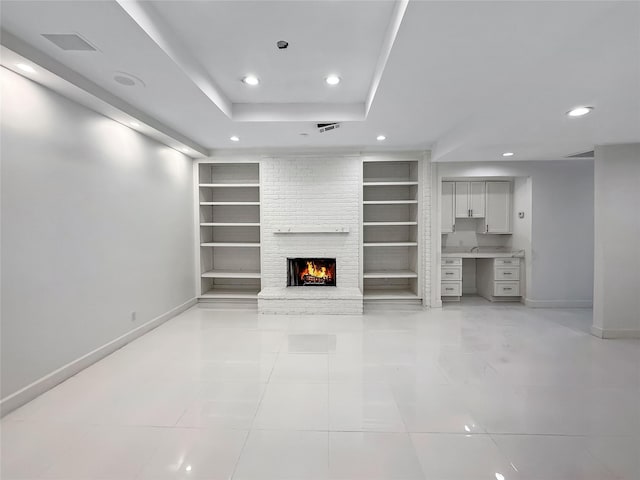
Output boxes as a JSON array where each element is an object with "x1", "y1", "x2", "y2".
[{"x1": 2, "y1": 301, "x2": 639, "y2": 479}]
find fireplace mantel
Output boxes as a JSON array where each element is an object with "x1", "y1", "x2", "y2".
[{"x1": 274, "y1": 226, "x2": 349, "y2": 234}]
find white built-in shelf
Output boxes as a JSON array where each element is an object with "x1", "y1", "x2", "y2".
[
  {"x1": 200, "y1": 223, "x2": 260, "y2": 227},
  {"x1": 364, "y1": 242, "x2": 418, "y2": 247},
  {"x1": 363, "y1": 270, "x2": 418, "y2": 279},
  {"x1": 363, "y1": 221, "x2": 418, "y2": 226},
  {"x1": 363, "y1": 287, "x2": 421, "y2": 300},
  {"x1": 200, "y1": 202, "x2": 260, "y2": 206},
  {"x1": 201, "y1": 242, "x2": 261, "y2": 248},
  {"x1": 363, "y1": 181, "x2": 418, "y2": 186},
  {"x1": 363, "y1": 200, "x2": 418, "y2": 205},
  {"x1": 201, "y1": 270, "x2": 261, "y2": 279},
  {"x1": 200, "y1": 286, "x2": 261, "y2": 299},
  {"x1": 199, "y1": 183, "x2": 260, "y2": 188}
]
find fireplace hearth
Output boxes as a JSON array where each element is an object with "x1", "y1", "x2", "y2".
[{"x1": 287, "y1": 258, "x2": 336, "y2": 286}]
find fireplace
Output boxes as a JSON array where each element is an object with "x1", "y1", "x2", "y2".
[{"x1": 287, "y1": 258, "x2": 336, "y2": 286}]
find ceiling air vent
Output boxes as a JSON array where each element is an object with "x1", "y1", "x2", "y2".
[
  {"x1": 317, "y1": 123, "x2": 340, "y2": 133},
  {"x1": 566, "y1": 150, "x2": 595, "y2": 158},
  {"x1": 42, "y1": 33, "x2": 97, "y2": 51}
]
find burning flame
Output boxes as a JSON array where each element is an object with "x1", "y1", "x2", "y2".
[{"x1": 300, "y1": 261, "x2": 332, "y2": 281}]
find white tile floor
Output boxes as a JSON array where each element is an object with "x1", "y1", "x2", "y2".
[{"x1": 2, "y1": 301, "x2": 640, "y2": 479}]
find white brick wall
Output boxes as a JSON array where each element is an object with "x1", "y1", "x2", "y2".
[{"x1": 258, "y1": 155, "x2": 363, "y2": 314}]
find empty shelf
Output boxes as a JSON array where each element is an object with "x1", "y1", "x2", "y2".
[
  {"x1": 363, "y1": 287, "x2": 421, "y2": 300},
  {"x1": 201, "y1": 270, "x2": 261, "y2": 279},
  {"x1": 200, "y1": 223, "x2": 260, "y2": 227},
  {"x1": 363, "y1": 200, "x2": 418, "y2": 205},
  {"x1": 363, "y1": 242, "x2": 418, "y2": 247},
  {"x1": 199, "y1": 286, "x2": 260, "y2": 299},
  {"x1": 201, "y1": 242, "x2": 261, "y2": 248},
  {"x1": 363, "y1": 181, "x2": 418, "y2": 186},
  {"x1": 363, "y1": 221, "x2": 418, "y2": 226},
  {"x1": 199, "y1": 183, "x2": 259, "y2": 188},
  {"x1": 200, "y1": 202, "x2": 260, "y2": 206},
  {"x1": 363, "y1": 270, "x2": 418, "y2": 279}
]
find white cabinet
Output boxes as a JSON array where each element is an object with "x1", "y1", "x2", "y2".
[
  {"x1": 480, "y1": 181, "x2": 511, "y2": 234},
  {"x1": 441, "y1": 181, "x2": 455, "y2": 233},
  {"x1": 455, "y1": 181, "x2": 485, "y2": 218},
  {"x1": 441, "y1": 257, "x2": 462, "y2": 300},
  {"x1": 476, "y1": 257, "x2": 521, "y2": 300}
]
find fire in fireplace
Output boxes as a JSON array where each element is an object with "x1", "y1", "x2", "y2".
[{"x1": 287, "y1": 258, "x2": 336, "y2": 286}]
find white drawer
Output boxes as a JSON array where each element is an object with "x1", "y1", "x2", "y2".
[
  {"x1": 494, "y1": 281, "x2": 520, "y2": 296},
  {"x1": 441, "y1": 267, "x2": 462, "y2": 281},
  {"x1": 495, "y1": 257, "x2": 520, "y2": 266},
  {"x1": 494, "y1": 266, "x2": 519, "y2": 281},
  {"x1": 441, "y1": 282, "x2": 461, "y2": 296},
  {"x1": 441, "y1": 257, "x2": 462, "y2": 266}
]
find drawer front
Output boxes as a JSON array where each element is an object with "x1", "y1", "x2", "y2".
[
  {"x1": 441, "y1": 257, "x2": 462, "y2": 266},
  {"x1": 441, "y1": 267, "x2": 462, "y2": 281},
  {"x1": 441, "y1": 282, "x2": 462, "y2": 296},
  {"x1": 494, "y1": 266, "x2": 520, "y2": 281},
  {"x1": 494, "y1": 281, "x2": 520, "y2": 296},
  {"x1": 494, "y1": 257, "x2": 520, "y2": 266}
]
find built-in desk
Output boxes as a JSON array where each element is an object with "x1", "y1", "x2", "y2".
[{"x1": 441, "y1": 250, "x2": 524, "y2": 301}]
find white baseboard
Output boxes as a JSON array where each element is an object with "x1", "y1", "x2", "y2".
[
  {"x1": 0, "y1": 297, "x2": 197, "y2": 417},
  {"x1": 591, "y1": 326, "x2": 640, "y2": 339},
  {"x1": 524, "y1": 298, "x2": 593, "y2": 308}
]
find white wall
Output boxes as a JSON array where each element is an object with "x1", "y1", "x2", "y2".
[
  {"x1": 592, "y1": 144, "x2": 640, "y2": 338},
  {"x1": 436, "y1": 161, "x2": 594, "y2": 307},
  {"x1": 0, "y1": 69, "x2": 195, "y2": 405}
]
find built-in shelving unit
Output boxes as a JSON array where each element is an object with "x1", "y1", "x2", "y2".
[
  {"x1": 196, "y1": 160, "x2": 261, "y2": 301},
  {"x1": 362, "y1": 158, "x2": 421, "y2": 302}
]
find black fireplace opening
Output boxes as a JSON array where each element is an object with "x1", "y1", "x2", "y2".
[{"x1": 287, "y1": 258, "x2": 337, "y2": 286}]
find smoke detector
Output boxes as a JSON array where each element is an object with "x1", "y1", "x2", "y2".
[{"x1": 317, "y1": 123, "x2": 340, "y2": 133}]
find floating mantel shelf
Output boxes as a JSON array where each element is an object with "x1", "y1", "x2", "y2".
[{"x1": 274, "y1": 226, "x2": 350, "y2": 234}]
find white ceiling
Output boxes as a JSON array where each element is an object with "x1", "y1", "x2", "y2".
[{"x1": 1, "y1": 0, "x2": 638, "y2": 161}]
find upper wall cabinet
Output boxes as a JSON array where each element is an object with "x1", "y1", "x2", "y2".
[
  {"x1": 479, "y1": 181, "x2": 512, "y2": 234},
  {"x1": 455, "y1": 181, "x2": 485, "y2": 218},
  {"x1": 441, "y1": 182, "x2": 455, "y2": 233}
]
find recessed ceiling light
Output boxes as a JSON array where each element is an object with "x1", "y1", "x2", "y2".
[
  {"x1": 16, "y1": 63, "x2": 36, "y2": 73},
  {"x1": 230, "y1": 135, "x2": 240, "y2": 142},
  {"x1": 502, "y1": 152, "x2": 514, "y2": 157},
  {"x1": 242, "y1": 75, "x2": 259, "y2": 86},
  {"x1": 325, "y1": 75, "x2": 340, "y2": 86},
  {"x1": 181, "y1": 147, "x2": 190, "y2": 153},
  {"x1": 129, "y1": 121, "x2": 140, "y2": 127},
  {"x1": 567, "y1": 106, "x2": 593, "y2": 117},
  {"x1": 376, "y1": 135, "x2": 386, "y2": 141}
]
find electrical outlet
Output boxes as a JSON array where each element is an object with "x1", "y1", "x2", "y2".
[{"x1": 130, "y1": 311, "x2": 137, "y2": 322}]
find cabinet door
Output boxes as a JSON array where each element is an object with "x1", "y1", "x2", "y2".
[
  {"x1": 469, "y1": 181, "x2": 486, "y2": 217},
  {"x1": 455, "y1": 182, "x2": 470, "y2": 218},
  {"x1": 485, "y1": 181, "x2": 511, "y2": 233},
  {"x1": 441, "y1": 182, "x2": 455, "y2": 233}
]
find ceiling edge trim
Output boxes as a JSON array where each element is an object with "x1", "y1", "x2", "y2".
[
  {"x1": 0, "y1": 31, "x2": 207, "y2": 157},
  {"x1": 365, "y1": 0, "x2": 410, "y2": 116},
  {"x1": 232, "y1": 103, "x2": 366, "y2": 122},
  {"x1": 114, "y1": 0, "x2": 233, "y2": 118}
]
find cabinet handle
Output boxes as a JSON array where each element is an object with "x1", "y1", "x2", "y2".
[
  {"x1": 504, "y1": 288, "x2": 512, "y2": 291},
  {"x1": 445, "y1": 272, "x2": 454, "y2": 275},
  {"x1": 504, "y1": 272, "x2": 512, "y2": 275},
  {"x1": 445, "y1": 288, "x2": 454, "y2": 291},
  {"x1": 468, "y1": 209, "x2": 471, "y2": 217},
  {"x1": 452, "y1": 224, "x2": 455, "y2": 232},
  {"x1": 486, "y1": 225, "x2": 488, "y2": 233}
]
